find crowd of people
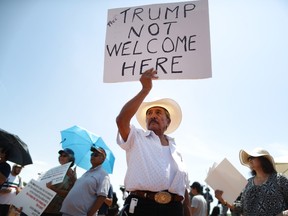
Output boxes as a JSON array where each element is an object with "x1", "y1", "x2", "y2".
[
  {"x1": 1, "y1": 68, "x2": 288, "y2": 216},
  {"x1": 0, "y1": 146, "x2": 119, "y2": 216}
]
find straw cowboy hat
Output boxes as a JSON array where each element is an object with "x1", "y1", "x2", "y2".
[
  {"x1": 239, "y1": 147, "x2": 275, "y2": 169},
  {"x1": 136, "y1": 98, "x2": 182, "y2": 134}
]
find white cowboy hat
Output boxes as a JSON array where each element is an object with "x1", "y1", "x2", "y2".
[
  {"x1": 239, "y1": 147, "x2": 275, "y2": 169},
  {"x1": 135, "y1": 98, "x2": 182, "y2": 134}
]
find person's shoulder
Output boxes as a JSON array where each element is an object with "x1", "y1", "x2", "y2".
[
  {"x1": 193, "y1": 194, "x2": 202, "y2": 199},
  {"x1": 276, "y1": 172, "x2": 288, "y2": 182},
  {"x1": 276, "y1": 172, "x2": 286, "y2": 178},
  {"x1": 247, "y1": 176, "x2": 254, "y2": 182},
  {"x1": 99, "y1": 169, "x2": 110, "y2": 180},
  {"x1": 133, "y1": 126, "x2": 153, "y2": 138},
  {"x1": 200, "y1": 194, "x2": 206, "y2": 200},
  {"x1": 132, "y1": 125, "x2": 146, "y2": 134}
]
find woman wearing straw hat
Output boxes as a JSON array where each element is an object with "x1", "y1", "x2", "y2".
[
  {"x1": 116, "y1": 68, "x2": 190, "y2": 216},
  {"x1": 215, "y1": 147, "x2": 288, "y2": 216}
]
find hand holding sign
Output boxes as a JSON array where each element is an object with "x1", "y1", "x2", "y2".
[{"x1": 140, "y1": 68, "x2": 158, "y2": 91}]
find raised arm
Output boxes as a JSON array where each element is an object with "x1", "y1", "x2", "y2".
[{"x1": 116, "y1": 68, "x2": 158, "y2": 141}]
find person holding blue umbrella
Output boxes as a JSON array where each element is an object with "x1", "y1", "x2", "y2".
[
  {"x1": 116, "y1": 68, "x2": 191, "y2": 216},
  {"x1": 60, "y1": 147, "x2": 110, "y2": 216}
]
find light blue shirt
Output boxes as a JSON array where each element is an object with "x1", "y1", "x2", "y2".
[{"x1": 60, "y1": 166, "x2": 110, "y2": 216}]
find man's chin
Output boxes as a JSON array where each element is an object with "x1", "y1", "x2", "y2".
[{"x1": 147, "y1": 125, "x2": 159, "y2": 131}]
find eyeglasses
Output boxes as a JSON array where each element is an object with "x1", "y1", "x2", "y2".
[
  {"x1": 91, "y1": 152, "x2": 102, "y2": 157},
  {"x1": 59, "y1": 154, "x2": 68, "y2": 157}
]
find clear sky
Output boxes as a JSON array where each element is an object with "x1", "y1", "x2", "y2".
[{"x1": 1, "y1": 0, "x2": 288, "y2": 208}]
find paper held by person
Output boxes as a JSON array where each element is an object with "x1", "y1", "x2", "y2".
[
  {"x1": 11, "y1": 179, "x2": 56, "y2": 216},
  {"x1": 37, "y1": 162, "x2": 72, "y2": 185},
  {"x1": 205, "y1": 158, "x2": 247, "y2": 204}
]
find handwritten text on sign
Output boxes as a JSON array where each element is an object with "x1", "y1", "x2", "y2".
[{"x1": 104, "y1": 0, "x2": 211, "y2": 82}]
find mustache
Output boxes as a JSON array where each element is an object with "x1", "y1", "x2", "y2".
[{"x1": 148, "y1": 118, "x2": 158, "y2": 124}]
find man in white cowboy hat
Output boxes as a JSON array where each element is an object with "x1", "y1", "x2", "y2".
[{"x1": 116, "y1": 68, "x2": 190, "y2": 216}]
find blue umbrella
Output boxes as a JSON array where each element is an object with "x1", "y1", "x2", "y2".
[{"x1": 60, "y1": 125, "x2": 115, "y2": 174}]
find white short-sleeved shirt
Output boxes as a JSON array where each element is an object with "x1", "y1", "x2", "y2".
[
  {"x1": 117, "y1": 125, "x2": 189, "y2": 197},
  {"x1": 0, "y1": 174, "x2": 22, "y2": 204},
  {"x1": 191, "y1": 194, "x2": 207, "y2": 216}
]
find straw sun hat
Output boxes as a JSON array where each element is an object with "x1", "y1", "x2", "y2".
[
  {"x1": 239, "y1": 147, "x2": 275, "y2": 169},
  {"x1": 135, "y1": 98, "x2": 182, "y2": 134}
]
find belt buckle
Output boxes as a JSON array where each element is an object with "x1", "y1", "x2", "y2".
[{"x1": 154, "y1": 191, "x2": 172, "y2": 204}]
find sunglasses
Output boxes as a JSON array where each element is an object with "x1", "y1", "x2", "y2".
[
  {"x1": 59, "y1": 154, "x2": 68, "y2": 157},
  {"x1": 91, "y1": 152, "x2": 102, "y2": 157}
]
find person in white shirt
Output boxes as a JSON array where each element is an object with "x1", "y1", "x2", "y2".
[
  {"x1": 190, "y1": 182, "x2": 207, "y2": 216},
  {"x1": 116, "y1": 68, "x2": 190, "y2": 216},
  {"x1": 0, "y1": 164, "x2": 23, "y2": 215}
]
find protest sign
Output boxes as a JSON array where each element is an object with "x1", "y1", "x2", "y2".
[
  {"x1": 104, "y1": 0, "x2": 211, "y2": 82},
  {"x1": 11, "y1": 179, "x2": 56, "y2": 216},
  {"x1": 37, "y1": 162, "x2": 71, "y2": 185},
  {"x1": 205, "y1": 158, "x2": 247, "y2": 204}
]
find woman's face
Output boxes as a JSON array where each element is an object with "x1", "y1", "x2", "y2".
[
  {"x1": 58, "y1": 153, "x2": 70, "y2": 165},
  {"x1": 248, "y1": 156, "x2": 262, "y2": 171}
]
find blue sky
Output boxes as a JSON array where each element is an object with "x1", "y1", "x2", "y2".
[{"x1": 1, "y1": 0, "x2": 288, "y2": 208}]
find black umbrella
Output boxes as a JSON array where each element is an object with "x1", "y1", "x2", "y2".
[{"x1": 0, "y1": 128, "x2": 33, "y2": 166}]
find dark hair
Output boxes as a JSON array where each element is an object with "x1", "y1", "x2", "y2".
[
  {"x1": 191, "y1": 181, "x2": 203, "y2": 194},
  {"x1": 250, "y1": 156, "x2": 277, "y2": 176}
]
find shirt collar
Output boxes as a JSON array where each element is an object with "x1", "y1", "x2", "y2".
[
  {"x1": 144, "y1": 130, "x2": 174, "y2": 142},
  {"x1": 89, "y1": 164, "x2": 102, "y2": 171}
]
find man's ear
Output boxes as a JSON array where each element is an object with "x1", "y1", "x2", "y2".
[
  {"x1": 100, "y1": 155, "x2": 106, "y2": 163},
  {"x1": 166, "y1": 118, "x2": 171, "y2": 127}
]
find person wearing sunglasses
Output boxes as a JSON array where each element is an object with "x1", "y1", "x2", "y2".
[
  {"x1": 42, "y1": 148, "x2": 77, "y2": 216},
  {"x1": 215, "y1": 148, "x2": 288, "y2": 216},
  {"x1": 116, "y1": 68, "x2": 190, "y2": 216},
  {"x1": 60, "y1": 147, "x2": 110, "y2": 216}
]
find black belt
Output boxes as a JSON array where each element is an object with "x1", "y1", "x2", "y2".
[{"x1": 130, "y1": 190, "x2": 183, "y2": 204}]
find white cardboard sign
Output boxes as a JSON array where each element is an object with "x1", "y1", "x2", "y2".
[
  {"x1": 205, "y1": 158, "x2": 248, "y2": 204},
  {"x1": 104, "y1": 0, "x2": 211, "y2": 82},
  {"x1": 11, "y1": 179, "x2": 56, "y2": 216},
  {"x1": 37, "y1": 162, "x2": 71, "y2": 185}
]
